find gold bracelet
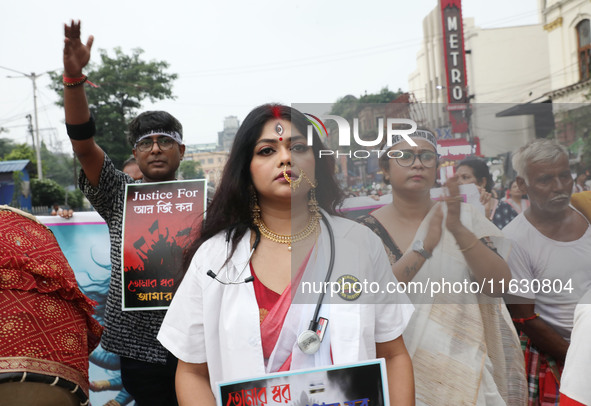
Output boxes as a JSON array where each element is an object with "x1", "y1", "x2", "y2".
[{"x1": 459, "y1": 237, "x2": 479, "y2": 252}]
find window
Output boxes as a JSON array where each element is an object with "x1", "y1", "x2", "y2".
[
  {"x1": 208, "y1": 158, "x2": 214, "y2": 164},
  {"x1": 375, "y1": 116, "x2": 383, "y2": 129},
  {"x1": 577, "y1": 19, "x2": 591, "y2": 81}
]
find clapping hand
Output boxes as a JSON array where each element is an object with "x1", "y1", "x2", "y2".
[
  {"x1": 424, "y1": 203, "x2": 444, "y2": 254},
  {"x1": 443, "y1": 176, "x2": 463, "y2": 233}
]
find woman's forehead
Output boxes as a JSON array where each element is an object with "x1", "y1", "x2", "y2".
[
  {"x1": 456, "y1": 165, "x2": 473, "y2": 175},
  {"x1": 257, "y1": 119, "x2": 305, "y2": 142}
]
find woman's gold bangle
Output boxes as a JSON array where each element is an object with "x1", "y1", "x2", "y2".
[{"x1": 459, "y1": 237, "x2": 479, "y2": 252}]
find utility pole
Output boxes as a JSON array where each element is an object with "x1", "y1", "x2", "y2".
[
  {"x1": 26, "y1": 114, "x2": 34, "y2": 149},
  {"x1": 31, "y1": 72, "x2": 43, "y2": 179},
  {"x1": 1, "y1": 65, "x2": 54, "y2": 179}
]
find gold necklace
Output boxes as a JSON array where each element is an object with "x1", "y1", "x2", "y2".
[{"x1": 255, "y1": 215, "x2": 319, "y2": 251}]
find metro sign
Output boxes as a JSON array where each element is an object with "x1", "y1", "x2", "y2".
[{"x1": 441, "y1": 0, "x2": 469, "y2": 133}]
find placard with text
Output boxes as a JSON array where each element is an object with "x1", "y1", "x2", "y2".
[
  {"x1": 217, "y1": 359, "x2": 388, "y2": 406},
  {"x1": 122, "y1": 179, "x2": 206, "y2": 310}
]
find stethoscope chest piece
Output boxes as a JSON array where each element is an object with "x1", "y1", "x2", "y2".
[{"x1": 297, "y1": 329, "x2": 321, "y2": 355}]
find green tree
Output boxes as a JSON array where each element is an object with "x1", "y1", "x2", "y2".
[
  {"x1": 0, "y1": 138, "x2": 16, "y2": 159},
  {"x1": 330, "y1": 87, "x2": 404, "y2": 120},
  {"x1": 179, "y1": 160, "x2": 205, "y2": 180},
  {"x1": 31, "y1": 178, "x2": 65, "y2": 207},
  {"x1": 359, "y1": 87, "x2": 403, "y2": 104},
  {"x1": 552, "y1": 105, "x2": 591, "y2": 168},
  {"x1": 327, "y1": 87, "x2": 404, "y2": 183},
  {"x1": 4, "y1": 143, "x2": 36, "y2": 162},
  {"x1": 67, "y1": 189, "x2": 85, "y2": 209},
  {"x1": 1, "y1": 139, "x2": 79, "y2": 186},
  {"x1": 326, "y1": 87, "x2": 404, "y2": 150},
  {"x1": 50, "y1": 47, "x2": 177, "y2": 169},
  {"x1": 41, "y1": 143, "x2": 77, "y2": 187},
  {"x1": 330, "y1": 94, "x2": 361, "y2": 121},
  {"x1": 3, "y1": 143, "x2": 37, "y2": 178}
]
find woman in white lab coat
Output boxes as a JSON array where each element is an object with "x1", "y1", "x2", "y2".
[{"x1": 158, "y1": 104, "x2": 415, "y2": 405}]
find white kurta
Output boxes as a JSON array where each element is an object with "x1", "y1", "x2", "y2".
[
  {"x1": 158, "y1": 213, "x2": 414, "y2": 395},
  {"x1": 503, "y1": 210, "x2": 591, "y2": 340},
  {"x1": 560, "y1": 290, "x2": 591, "y2": 404}
]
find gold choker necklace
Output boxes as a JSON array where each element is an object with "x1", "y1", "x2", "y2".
[{"x1": 255, "y1": 215, "x2": 319, "y2": 251}]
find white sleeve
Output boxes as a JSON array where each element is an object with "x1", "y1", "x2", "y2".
[
  {"x1": 561, "y1": 299, "x2": 591, "y2": 404},
  {"x1": 505, "y1": 239, "x2": 536, "y2": 300},
  {"x1": 158, "y1": 253, "x2": 207, "y2": 363},
  {"x1": 370, "y1": 232, "x2": 414, "y2": 343}
]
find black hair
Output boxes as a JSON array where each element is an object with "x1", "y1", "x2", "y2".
[
  {"x1": 182, "y1": 103, "x2": 344, "y2": 272},
  {"x1": 507, "y1": 178, "x2": 517, "y2": 189},
  {"x1": 122, "y1": 155, "x2": 137, "y2": 169},
  {"x1": 457, "y1": 157, "x2": 494, "y2": 193},
  {"x1": 127, "y1": 111, "x2": 183, "y2": 147}
]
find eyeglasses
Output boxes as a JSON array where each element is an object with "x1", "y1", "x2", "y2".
[
  {"x1": 135, "y1": 137, "x2": 176, "y2": 152},
  {"x1": 393, "y1": 150, "x2": 438, "y2": 168}
]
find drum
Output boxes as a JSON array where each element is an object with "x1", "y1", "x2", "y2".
[{"x1": 0, "y1": 206, "x2": 103, "y2": 405}]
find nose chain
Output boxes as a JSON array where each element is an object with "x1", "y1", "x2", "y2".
[{"x1": 283, "y1": 165, "x2": 303, "y2": 189}]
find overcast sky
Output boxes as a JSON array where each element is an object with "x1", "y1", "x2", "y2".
[{"x1": 1, "y1": 0, "x2": 539, "y2": 154}]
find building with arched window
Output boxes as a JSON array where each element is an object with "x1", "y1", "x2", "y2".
[
  {"x1": 409, "y1": 0, "x2": 591, "y2": 179},
  {"x1": 539, "y1": 0, "x2": 591, "y2": 164},
  {"x1": 408, "y1": 1, "x2": 551, "y2": 163},
  {"x1": 543, "y1": 0, "x2": 591, "y2": 103}
]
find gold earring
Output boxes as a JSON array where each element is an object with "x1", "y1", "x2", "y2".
[
  {"x1": 308, "y1": 186, "x2": 321, "y2": 220},
  {"x1": 250, "y1": 187, "x2": 261, "y2": 226}
]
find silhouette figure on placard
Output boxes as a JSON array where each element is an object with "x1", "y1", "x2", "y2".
[{"x1": 127, "y1": 221, "x2": 189, "y2": 285}]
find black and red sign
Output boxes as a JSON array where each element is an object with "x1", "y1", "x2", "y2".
[
  {"x1": 121, "y1": 179, "x2": 206, "y2": 310},
  {"x1": 441, "y1": 0, "x2": 469, "y2": 133}
]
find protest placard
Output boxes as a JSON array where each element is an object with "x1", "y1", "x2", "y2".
[
  {"x1": 122, "y1": 179, "x2": 206, "y2": 310},
  {"x1": 217, "y1": 359, "x2": 388, "y2": 406}
]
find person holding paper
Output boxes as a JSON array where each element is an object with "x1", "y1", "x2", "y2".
[
  {"x1": 356, "y1": 130, "x2": 527, "y2": 405},
  {"x1": 455, "y1": 158, "x2": 519, "y2": 230},
  {"x1": 455, "y1": 158, "x2": 499, "y2": 219},
  {"x1": 493, "y1": 179, "x2": 530, "y2": 229},
  {"x1": 158, "y1": 104, "x2": 415, "y2": 405},
  {"x1": 62, "y1": 20, "x2": 183, "y2": 405}
]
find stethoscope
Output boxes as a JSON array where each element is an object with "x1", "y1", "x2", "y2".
[
  {"x1": 207, "y1": 212, "x2": 336, "y2": 355},
  {"x1": 206, "y1": 227, "x2": 261, "y2": 285}
]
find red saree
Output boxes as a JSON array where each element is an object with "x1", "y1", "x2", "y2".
[
  {"x1": 253, "y1": 247, "x2": 314, "y2": 372},
  {"x1": 0, "y1": 207, "x2": 102, "y2": 397}
]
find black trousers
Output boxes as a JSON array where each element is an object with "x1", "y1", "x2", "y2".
[{"x1": 120, "y1": 353, "x2": 179, "y2": 406}]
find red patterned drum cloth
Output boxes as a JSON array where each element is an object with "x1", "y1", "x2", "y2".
[{"x1": 0, "y1": 206, "x2": 103, "y2": 397}]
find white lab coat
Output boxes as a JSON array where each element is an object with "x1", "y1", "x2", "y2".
[{"x1": 158, "y1": 212, "x2": 413, "y2": 395}]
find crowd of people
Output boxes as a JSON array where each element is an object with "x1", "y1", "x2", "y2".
[{"x1": 2, "y1": 20, "x2": 590, "y2": 406}]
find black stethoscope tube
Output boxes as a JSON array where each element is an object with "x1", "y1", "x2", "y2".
[{"x1": 307, "y1": 212, "x2": 335, "y2": 332}]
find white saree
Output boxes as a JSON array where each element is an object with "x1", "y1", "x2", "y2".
[{"x1": 402, "y1": 203, "x2": 527, "y2": 405}]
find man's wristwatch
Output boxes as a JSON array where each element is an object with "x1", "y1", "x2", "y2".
[{"x1": 412, "y1": 240, "x2": 432, "y2": 259}]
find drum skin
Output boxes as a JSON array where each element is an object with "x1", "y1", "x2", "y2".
[{"x1": 0, "y1": 206, "x2": 103, "y2": 403}]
